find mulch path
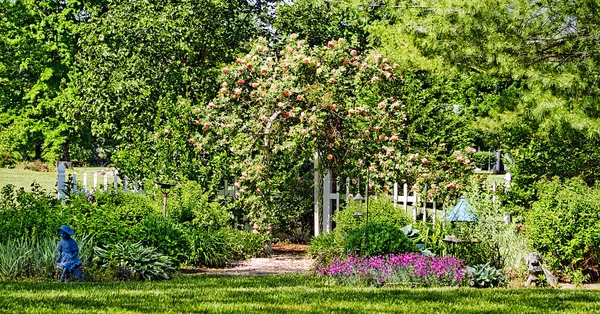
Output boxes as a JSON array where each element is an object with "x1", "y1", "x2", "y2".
[{"x1": 190, "y1": 243, "x2": 314, "y2": 276}]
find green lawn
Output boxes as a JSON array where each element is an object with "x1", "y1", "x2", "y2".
[
  {"x1": 1, "y1": 275, "x2": 599, "y2": 313},
  {"x1": 0, "y1": 167, "x2": 104, "y2": 192}
]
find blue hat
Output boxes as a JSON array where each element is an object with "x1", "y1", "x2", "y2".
[{"x1": 58, "y1": 225, "x2": 75, "y2": 236}]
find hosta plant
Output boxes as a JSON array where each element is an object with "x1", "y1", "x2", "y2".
[
  {"x1": 467, "y1": 263, "x2": 507, "y2": 288},
  {"x1": 93, "y1": 242, "x2": 174, "y2": 281}
]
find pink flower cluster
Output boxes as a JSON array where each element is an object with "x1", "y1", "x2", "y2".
[{"x1": 319, "y1": 253, "x2": 466, "y2": 287}]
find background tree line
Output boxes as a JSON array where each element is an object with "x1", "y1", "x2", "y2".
[{"x1": 2, "y1": 0, "x2": 600, "y2": 207}]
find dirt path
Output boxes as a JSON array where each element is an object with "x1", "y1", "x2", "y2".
[{"x1": 197, "y1": 244, "x2": 314, "y2": 275}]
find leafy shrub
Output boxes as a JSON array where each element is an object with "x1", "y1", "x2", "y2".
[
  {"x1": 223, "y1": 229, "x2": 266, "y2": 260},
  {"x1": 131, "y1": 216, "x2": 189, "y2": 264},
  {"x1": 187, "y1": 229, "x2": 231, "y2": 267},
  {"x1": 467, "y1": 263, "x2": 507, "y2": 288},
  {"x1": 471, "y1": 151, "x2": 495, "y2": 170},
  {"x1": 320, "y1": 253, "x2": 467, "y2": 287},
  {"x1": 0, "y1": 151, "x2": 17, "y2": 168},
  {"x1": 0, "y1": 184, "x2": 62, "y2": 241},
  {"x1": 65, "y1": 192, "x2": 157, "y2": 247},
  {"x1": 525, "y1": 177, "x2": 600, "y2": 279},
  {"x1": 158, "y1": 181, "x2": 231, "y2": 229},
  {"x1": 308, "y1": 232, "x2": 345, "y2": 270},
  {"x1": 94, "y1": 242, "x2": 175, "y2": 281},
  {"x1": 334, "y1": 197, "x2": 411, "y2": 239},
  {"x1": 345, "y1": 222, "x2": 418, "y2": 257}
]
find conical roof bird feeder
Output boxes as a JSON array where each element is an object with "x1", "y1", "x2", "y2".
[{"x1": 444, "y1": 196, "x2": 478, "y2": 222}]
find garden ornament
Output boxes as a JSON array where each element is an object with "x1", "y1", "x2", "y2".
[
  {"x1": 57, "y1": 225, "x2": 85, "y2": 282},
  {"x1": 524, "y1": 252, "x2": 557, "y2": 287}
]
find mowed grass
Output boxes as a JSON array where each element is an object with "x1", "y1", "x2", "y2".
[
  {"x1": 0, "y1": 167, "x2": 104, "y2": 192},
  {"x1": 1, "y1": 275, "x2": 599, "y2": 314}
]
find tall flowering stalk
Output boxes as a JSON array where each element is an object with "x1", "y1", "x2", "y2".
[{"x1": 320, "y1": 253, "x2": 467, "y2": 287}]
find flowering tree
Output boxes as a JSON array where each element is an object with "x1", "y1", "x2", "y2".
[{"x1": 187, "y1": 35, "x2": 475, "y2": 226}]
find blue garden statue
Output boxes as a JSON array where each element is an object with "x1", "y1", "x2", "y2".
[{"x1": 57, "y1": 225, "x2": 85, "y2": 281}]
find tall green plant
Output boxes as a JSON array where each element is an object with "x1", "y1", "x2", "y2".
[
  {"x1": 525, "y1": 178, "x2": 600, "y2": 279},
  {"x1": 0, "y1": 238, "x2": 32, "y2": 280},
  {"x1": 452, "y1": 184, "x2": 530, "y2": 273}
]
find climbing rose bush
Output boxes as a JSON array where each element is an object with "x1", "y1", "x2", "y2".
[
  {"x1": 189, "y1": 34, "x2": 477, "y2": 227},
  {"x1": 320, "y1": 253, "x2": 467, "y2": 287}
]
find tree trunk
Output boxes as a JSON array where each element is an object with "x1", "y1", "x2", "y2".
[
  {"x1": 61, "y1": 141, "x2": 70, "y2": 161},
  {"x1": 34, "y1": 143, "x2": 42, "y2": 160}
]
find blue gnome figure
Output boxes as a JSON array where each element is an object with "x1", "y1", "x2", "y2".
[{"x1": 56, "y1": 225, "x2": 85, "y2": 281}]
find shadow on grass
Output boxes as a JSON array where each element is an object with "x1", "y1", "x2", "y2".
[{"x1": 1, "y1": 275, "x2": 600, "y2": 313}]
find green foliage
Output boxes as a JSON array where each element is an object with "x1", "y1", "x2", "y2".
[
  {"x1": 0, "y1": 238, "x2": 33, "y2": 280},
  {"x1": 75, "y1": 0, "x2": 262, "y2": 181},
  {"x1": 345, "y1": 222, "x2": 418, "y2": 257},
  {"x1": 334, "y1": 197, "x2": 411, "y2": 240},
  {"x1": 274, "y1": 0, "x2": 370, "y2": 48},
  {"x1": 0, "y1": 0, "x2": 92, "y2": 163},
  {"x1": 414, "y1": 222, "x2": 449, "y2": 257},
  {"x1": 222, "y1": 229, "x2": 266, "y2": 261},
  {"x1": 471, "y1": 151, "x2": 495, "y2": 170},
  {"x1": 65, "y1": 192, "x2": 157, "y2": 247},
  {"x1": 131, "y1": 216, "x2": 189, "y2": 264},
  {"x1": 525, "y1": 178, "x2": 600, "y2": 278},
  {"x1": 160, "y1": 181, "x2": 231, "y2": 230},
  {"x1": 187, "y1": 229, "x2": 232, "y2": 268},
  {"x1": 94, "y1": 242, "x2": 175, "y2": 281},
  {"x1": 571, "y1": 270, "x2": 590, "y2": 288},
  {"x1": 309, "y1": 197, "x2": 413, "y2": 262},
  {"x1": 467, "y1": 263, "x2": 507, "y2": 288},
  {"x1": 187, "y1": 228, "x2": 265, "y2": 267},
  {"x1": 0, "y1": 234, "x2": 94, "y2": 280},
  {"x1": 308, "y1": 232, "x2": 344, "y2": 270},
  {"x1": 0, "y1": 184, "x2": 61, "y2": 241},
  {"x1": 0, "y1": 151, "x2": 17, "y2": 168},
  {"x1": 452, "y1": 185, "x2": 530, "y2": 274}
]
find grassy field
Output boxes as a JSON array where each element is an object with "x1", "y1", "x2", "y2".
[
  {"x1": 1, "y1": 275, "x2": 599, "y2": 313},
  {"x1": 0, "y1": 167, "x2": 104, "y2": 192}
]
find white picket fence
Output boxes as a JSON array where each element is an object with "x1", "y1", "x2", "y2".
[
  {"x1": 318, "y1": 171, "x2": 448, "y2": 236},
  {"x1": 56, "y1": 163, "x2": 143, "y2": 202},
  {"x1": 314, "y1": 162, "x2": 511, "y2": 236},
  {"x1": 56, "y1": 162, "x2": 239, "y2": 202}
]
